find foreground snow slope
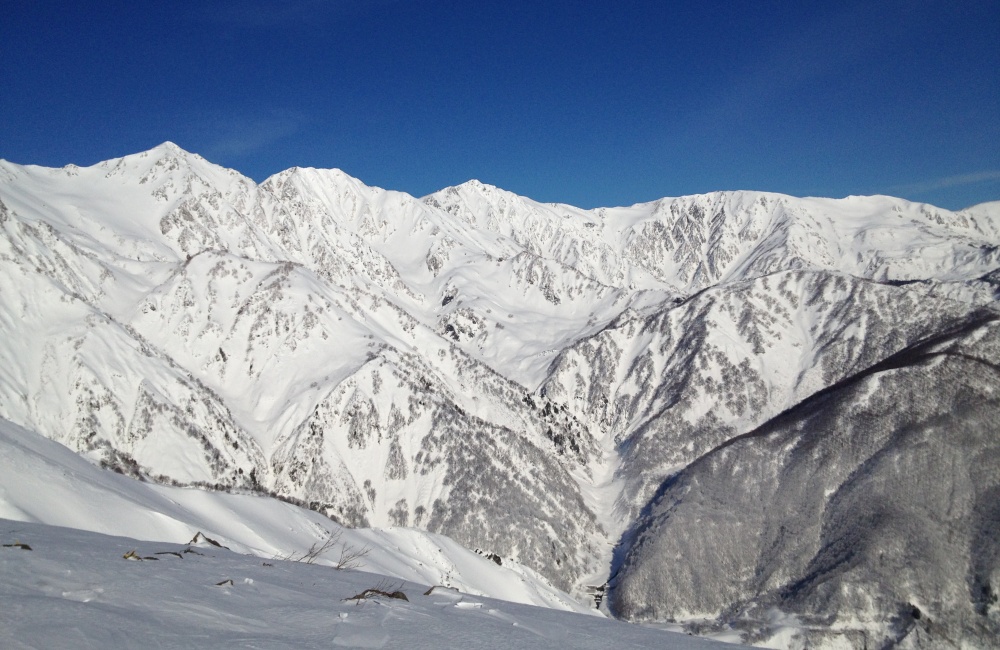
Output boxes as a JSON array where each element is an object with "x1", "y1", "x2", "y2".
[{"x1": 0, "y1": 520, "x2": 739, "y2": 650}]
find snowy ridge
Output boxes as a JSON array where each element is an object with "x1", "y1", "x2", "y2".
[{"x1": 1, "y1": 143, "x2": 999, "y2": 647}]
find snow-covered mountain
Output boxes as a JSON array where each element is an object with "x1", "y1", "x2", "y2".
[{"x1": 1, "y1": 143, "x2": 998, "y2": 647}]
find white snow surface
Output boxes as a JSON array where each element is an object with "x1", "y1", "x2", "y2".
[
  {"x1": 0, "y1": 417, "x2": 736, "y2": 649},
  {"x1": 0, "y1": 520, "x2": 737, "y2": 649}
]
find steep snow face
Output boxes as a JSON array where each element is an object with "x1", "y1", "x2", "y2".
[{"x1": 1, "y1": 144, "x2": 999, "y2": 647}]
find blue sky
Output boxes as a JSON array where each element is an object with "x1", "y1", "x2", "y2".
[{"x1": 2, "y1": 1, "x2": 998, "y2": 209}]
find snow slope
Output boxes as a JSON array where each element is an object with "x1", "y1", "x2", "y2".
[{"x1": 0, "y1": 520, "x2": 739, "y2": 649}]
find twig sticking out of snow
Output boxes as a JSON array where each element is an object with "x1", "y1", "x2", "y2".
[
  {"x1": 2, "y1": 541, "x2": 32, "y2": 550},
  {"x1": 187, "y1": 531, "x2": 227, "y2": 548},
  {"x1": 155, "y1": 551, "x2": 184, "y2": 558},
  {"x1": 346, "y1": 580, "x2": 408, "y2": 603},
  {"x1": 123, "y1": 550, "x2": 159, "y2": 561}
]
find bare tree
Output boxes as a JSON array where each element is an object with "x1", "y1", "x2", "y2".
[{"x1": 274, "y1": 528, "x2": 371, "y2": 570}]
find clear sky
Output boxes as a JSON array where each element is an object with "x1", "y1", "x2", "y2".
[{"x1": 2, "y1": 1, "x2": 998, "y2": 210}]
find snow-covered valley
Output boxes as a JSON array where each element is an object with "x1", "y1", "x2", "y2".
[{"x1": 1, "y1": 143, "x2": 998, "y2": 647}]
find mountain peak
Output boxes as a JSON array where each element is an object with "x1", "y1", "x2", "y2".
[
  {"x1": 439, "y1": 178, "x2": 504, "y2": 197},
  {"x1": 151, "y1": 140, "x2": 187, "y2": 154},
  {"x1": 137, "y1": 141, "x2": 203, "y2": 165},
  {"x1": 424, "y1": 179, "x2": 534, "y2": 210}
]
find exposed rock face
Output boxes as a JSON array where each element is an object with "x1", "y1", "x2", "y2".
[{"x1": 1, "y1": 143, "x2": 998, "y2": 646}]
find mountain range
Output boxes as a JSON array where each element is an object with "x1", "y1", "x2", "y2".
[{"x1": 1, "y1": 143, "x2": 998, "y2": 648}]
